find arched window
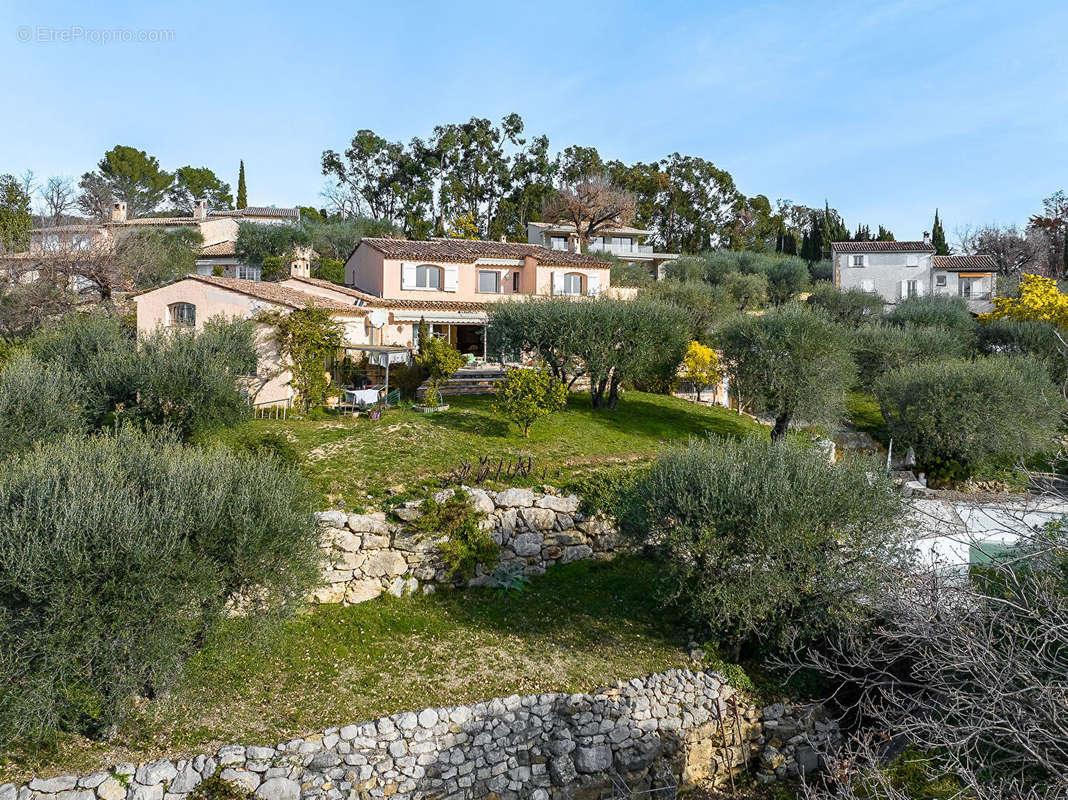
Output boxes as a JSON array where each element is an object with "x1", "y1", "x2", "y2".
[
  {"x1": 415, "y1": 265, "x2": 442, "y2": 290},
  {"x1": 168, "y1": 302, "x2": 196, "y2": 327},
  {"x1": 562, "y1": 272, "x2": 584, "y2": 296}
]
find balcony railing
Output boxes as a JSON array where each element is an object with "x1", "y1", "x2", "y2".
[{"x1": 587, "y1": 241, "x2": 654, "y2": 256}]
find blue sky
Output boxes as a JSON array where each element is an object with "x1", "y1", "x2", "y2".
[{"x1": 1, "y1": 0, "x2": 1065, "y2": 241}]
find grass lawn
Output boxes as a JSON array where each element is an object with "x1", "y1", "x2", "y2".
[
  {"x1": 3, "y1": 557, "x2": 692, "y2": 782},
  {"x1": 844, "y1": 391, "x2": 889, "y2": 444},
  {"x1": 217, "y1": 391, "x2": 765, "y2": 507}
]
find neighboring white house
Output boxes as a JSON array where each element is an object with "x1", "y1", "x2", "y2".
[
  {"x1": 526, "y1": 221, "x2": 679, "y2": 280},
  {"x1": 831, "y1": 234, "x2": 997, "y2": 312}
]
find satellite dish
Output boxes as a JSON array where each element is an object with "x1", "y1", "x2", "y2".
[{"x1": 368, "y1": 309, "x2": 388, "y2": 329}]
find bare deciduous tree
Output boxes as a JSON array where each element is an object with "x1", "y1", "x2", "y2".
[
  {"x1": 541, "y1": 175, "x2": 638, "y2": 247},
  {"x1": 956, "y1": 222, "x2": 1051, "y2": 276},
  {"x1": 38, "y1": 176, "x2": 77, "y2": 226}
]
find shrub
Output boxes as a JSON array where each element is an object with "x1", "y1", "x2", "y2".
[
  {"x1": 265, "y1": 307, "x2": 343, "y2": 412},
  {"x1": 979, "y1": 272, "x2": 1068, "y2": 327},
  {"x1": 0, "y1": 353, "x2": 86, "y2": 459},
  {"x1": 0, "y1": 427, "x2": 319, "y2": 745},
  {"x1": 718, "y1": 303, "x2": 854, "y2": 438},
  {"x1": 410, "y1": 489, "x2": 497, "y2": 581},
  {"x1": 620, "y1": 436, "x2": 904, "y2": 656},
  {"x1": 852, "y1": 324, "x2": 970, "y2": 390},
  {"x1": 417, "y1": 335, "x2": 465, "y2": 406},
  {"x1": 976, "y1": 318, "x2": 1068, "y2": 388},
  {"x1": 806, "y1": 283, "x2": 884, "y2": 327},
  {"x1": 886, "y1": 294, "x2": 975, "y2": 333},
  {"x1": 645, "y1": 280, "x2": 736, "y2": 343},
  {"x1": 493, "y1": 366, "x2": 568, "y2": 437},
  {"x1": 764, "y1": 256, "x2": 809, "y2": 304},
  {"x1": 808, "y1": 259, "x2": 834, "y2": 283},
  {"x1": 721, "y1": 270, "x2": 768, "y2": 309},
  {"x1": 679, "y1": 340, "x2": 721, "y2": 401},
  {"x1": 875, "y1": 356, "x2": 1062, "y2": 476}
]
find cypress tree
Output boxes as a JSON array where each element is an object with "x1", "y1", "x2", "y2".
[
  {"x1": 821, "y1": 201, "x2": 833, "y2": 259},
  {"x1": 236, "y1": 161, "x2": 247, "y2": 209},
  {"x1": 931, "y1": 209, "x2": 949, "y2": 255}
]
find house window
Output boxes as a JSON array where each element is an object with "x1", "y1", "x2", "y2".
[
  {"x1": 960, "y1": 278, "x2": 979, "y2": 298},
  {"x1": 611, "y1": 236, "x2": 634, "y2": 252},
  {"x1": 168, "y1": 302, "x2": 196, "y2": 327},
  {"x1": 42, "y1": 234, "x2": 60, "y2": 251},
  {"x1": 512, "y1": 271, "x2": 520, "y2": 292},
  {"x1": 852, "y1": 255, "x2": 865, "y2": 267},
  {"x1": 415, "y1": 265, "x2": 441, "y2": 290},
  {"x1": 71, "y1": 234, "x2": 91, "y2": 250},
  {"x1": 936, "y1": 273, "x2": 947, "y2": 287},
  {"x1": 478, "y1": 270, "x2": 500, "y2": 294},
  {"x1": 550, "y1": 236, "x2": 568, "y2": 251},
  {"x1": 237, "y1": 264, "x2": 261, "y2": 281},
  {"x1": 562, "y1": 273, "x2": 584, "y2": 295},
  {"x1": 907, "y1": 280, "x2": 918, "y2": 298}
]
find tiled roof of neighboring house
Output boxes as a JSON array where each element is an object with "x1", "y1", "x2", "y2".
[
  {"x1": 831, "y1": 240, "x2": 936, "y2": 253},
  {"x1": 199, "y1": 241, "x2": 237, "y2": 257},
  {"x1": 287, "y1": 276, "x2": 490, "y2": 312},
  {"x1": 529, "y1": 221, "x2": 654, "y2": 237},
  {"x1": 173, "y1": 275, "x2": 367, "y2": 315},
  {"x1": 357, "y1": 237, "x2": 611, "y2": 268},
  {"x1": 210, "y1": 207, "x2": 300, "y2": 220},
  {"x1": 932, "y1": 254, "x2": 997, "y2": 272},
  {"x1": 114, "y1": 217, "x2": 201, "y2": 227}
]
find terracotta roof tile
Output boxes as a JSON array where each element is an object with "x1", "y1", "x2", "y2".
[
  {"x1": 358, "y1": 237, "x2": 611, "y2": 268},
  {"x1": 287, "y1": 276, "x2": 490, "y2": 312},
  {"x1": 831, "y1": 240, "x2": 936, "y2": 253},
  {"x1": 199, "y1": 241, "x2": 237, "y2": 257},
  {"x1": 179, "y1": 275, "x2": 367, "y2": 315},
  {"x1": 932, "y1": 254, "x2": 997, "y2": 272},
  {"x1": 210, "y1": 207, "x2": 300, "y2": 219}
]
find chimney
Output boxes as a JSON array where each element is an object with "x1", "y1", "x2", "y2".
[
  {"x1": 923, "y1": 231, "x2": 931, "y2": 246},
  {"x1": 193, "y1": 199, "x2": 208, "y2": 220},
  {"x1": 567, "y1": 233, "x2": 580, "y2": 253},
  {"x1": 499, "y1": 235, "x2": 507, "y2": 243},
  {"x1": 290, "y1": 257, "x2": 310, "y2": 279},
  {"x1": 111, "y1": 201, "x2": 127, "y2": 223}
]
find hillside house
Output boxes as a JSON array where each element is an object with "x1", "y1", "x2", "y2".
[
  {"x1": 831, "y1": 234, "x2": 996, "y2": 311},
  {"x1": 526, "y1": 222, "x2": 679, "y2": 280}
]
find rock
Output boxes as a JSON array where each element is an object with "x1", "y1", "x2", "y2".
[
  {"x1": 169, "y1": 764, "x2": 202, "y2": 794},
  {"x1": 332, "y1": 550, "x2": 366, "y2": 570},
  {"x1": 467, "y1": 489, "x2": 495, "y2": 514},
  {"x1": 387, "y1": 577, "x2": 406, "y2": 597},
  {"x1": 363, "y1": 550, "x2": 407, "y2": 578},
  {"x1": 95, "y1": 778, "x2": 126, "y2": 800},
  {"x1": 520, "y1": 507, "x2": 556, "y2": 531},
  {"x1": 135, "y1": 761, "x2": 178, "y2": 788},
  {"x1": 512, "y1": 532, "x2": 542, "y2": 557},
  {"x1": 315, "y1": 510, "x2": 347, "y2": 529},
  {"x1": 562, "y1": 544, "x2": 593, "y2": 563},
  {"x1": 310, "y1": 584, "x2": 345, "y2": 604},
  {"x1": 347, "y1": 514, "x2": 389, "y2": 535},
  {"x1": 548, "y1": 756, "x2": 577, "y2": 786},
  {"x1": 417, "y1": 708, "x2": 438, "y2": 728},
  {"x1": 332, "y1": 532, "x2": 363, "y2": 552},
  {"x1": 573, "y1": 745, "x2": 612, "y2": 774},
  {"x1": 763, "y1": 702, "x2": 785, "y2": 720},
  {"x1": 498, "y1": 508, "x2": 518, "y2": 538},
  {"x1": 536, "y1": 494, "x2": 579, "y2": 514},
  {"x1": 217, "y1": 745, "x2": 246, "y2": 765},
  {"x1": 0, "y1": 784, "x2": 13, "y2": 800},
  {"x1": 77, "y1": 775, "x2": 108, "y2": 790},
  {"x1": 219, "y1": 770, "x2": 259, "y2": 792},
  {"x1": 495, "y1": 488, "x2": 534, "y2": 508},
  {"x1": 57, "y1": 791, "x2": 95, "y2": 800},
  {"x1": 392, "y1": 503, "x2": 423, "y2": 523},
  {"x1": 255, "y1": 778, "x2": 300, "y2": 800},
  {"x1": 29, "y1": 777, "x2": 78, "y2": 793},
  {"x1": 128, "y1": 785, "x2": 163, "y2": 800},
  {"x1": 361, "y1": 534, "x2": 391, "y2": 549}
]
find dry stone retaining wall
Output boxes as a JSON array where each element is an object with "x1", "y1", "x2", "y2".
[
  {"x1": 311, "y1": 487, "x2": 622, "y2": 606},
  {"x1": 4, "y1": 670, "x2": 776, "y2": 800}
]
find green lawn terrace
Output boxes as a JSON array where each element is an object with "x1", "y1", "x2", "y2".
[{"x1": 212, "y1": 391, "x2": 766, "y2": 508}]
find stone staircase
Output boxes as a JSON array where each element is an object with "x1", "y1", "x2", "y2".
[{"x1": 417, "y1": 364, "x2": 507, "y2": 398}]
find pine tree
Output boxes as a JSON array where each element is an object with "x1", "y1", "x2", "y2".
[
  {"x1": 876, "y1": 225, "x2": 895, "y2": 242},
  {"x1": 236, "y1": 160, "x2": 247, "y2": 209},
  {"x1": 931, "y1": 209, "x2": 949, "y2": 255}
]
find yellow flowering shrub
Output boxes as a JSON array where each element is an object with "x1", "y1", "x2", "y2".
[
  {"x1": 680, "y1": 341, "x2": 722, "y2": 401},
  {"x1": 980, "y1": 274, "x2": 1068, "y2": 327}
]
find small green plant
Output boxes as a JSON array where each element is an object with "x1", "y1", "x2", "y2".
[
  {"x1": 411, "y1": 489, "x2": 498, "y2": 581},
  {"x1": 489, "y1": 562, "x2": 530, "y2": 598},
  {"x1": 188, "y1": 770, "x2": 256, "y2": 800},
  {"x1": 262, "y1": 307, "x2": 344, "y2": 413},
  {"x1": 416, "y1": 336, "x2": 464, "y2": 407},
  {"x1": 493, "y1": 365, "x2": 567, "y2": 437}
]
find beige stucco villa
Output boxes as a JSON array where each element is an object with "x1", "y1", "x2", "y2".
[{"x1": 132, "y1": 237, "x2": 615, "y2": 406}]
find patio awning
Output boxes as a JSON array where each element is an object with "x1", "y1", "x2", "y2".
[
  {"x1": 390, "y1": 310, "x2": 488, "y2": 324},
  {"x1": 340, "y1": 344, "x2": 412, "y2": 366}
]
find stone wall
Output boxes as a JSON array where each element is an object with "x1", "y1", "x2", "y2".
[
  {"x1": 756, "y1": 702, "x2": 842, "y2": 784},
  {"x1": 5, "y1": 669, "x2": 768, "y2": 800},
  {"x1": 311, "y1": 487, "x2": 622, "y2": 606}
]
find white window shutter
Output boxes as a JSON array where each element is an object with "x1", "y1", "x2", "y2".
[
  {"x1": 916, "y1": 281, "x2": 924, "y2": 297},
  {"x1": 443, "y1": 265, "x2": 458, "y2": 292},
  {"x1": 899, "y1": 280, "x2": 908, "y2": 299},
  {"x1": 552, "y1": 272, "x2": 563, "y2": 295},
  {"x1": 587, "y1": 274, "x2": 601, "y2": 296},
  {"x1": 401, "y1": 263, "x2": 416, "y2": 289}
]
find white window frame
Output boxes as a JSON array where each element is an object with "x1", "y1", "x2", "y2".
[
  {"x1": 935, "y1": 273, "x2": 947, "y2": 287},
  {"x1": 477, "y1": 270, "x2": 500, "y2": 294},
  {"x1": 852, "y1": 254, "x2": 865, "y2": 267},
  {"x1": 907, "y1": 279, "x2": 918, "y2": 298},
  {"x1": 168, "y1": 302, "x2": 196, "y2": 328},
  {"x1": 415, "y1": 264, "x2": 442, "y2": 290},
  {"x1": 549, "y1": 236, "x2": 568, "y2": 251},
  {"x1": 562, "y1": 272, "x2": 584, "y2": 296}
]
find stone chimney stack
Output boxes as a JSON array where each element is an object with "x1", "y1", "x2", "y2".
[
  {"x1": 500, "y1": 235, "x2": 507, "y2": 243},
  {"x1": 923, "y1": 231, "x2": 931, "y2": 246},
  {"x1": 193, "y1": 199, "x2": 208, "y2": 220},
  {"x1": 567, "y1": 232, "x2": 580, "y2": 253},
  {"x1": 111, "y1": 201, "x2": 127, "y2": 223}
]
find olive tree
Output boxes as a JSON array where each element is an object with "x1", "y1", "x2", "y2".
[
  {"x1": 718, "y1": 303, "x2": 854, "y2": 439},
  {"x1": 620, "y1": 436, "x2": 905, "y2": 657},
  {"x1": 851, "y1": 323, "x2": 969, "y2": 390},
  {"x1": 875, "y1": 356, "x2": 1061, "y2": 475}
]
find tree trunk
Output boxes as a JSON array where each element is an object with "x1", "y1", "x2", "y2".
[
  {"x1": 771, "y1": 411, "x2": 791, "y2": 441},
  {"x1": 606, "y1": 374, "x2": 621, "y2": 409}
]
